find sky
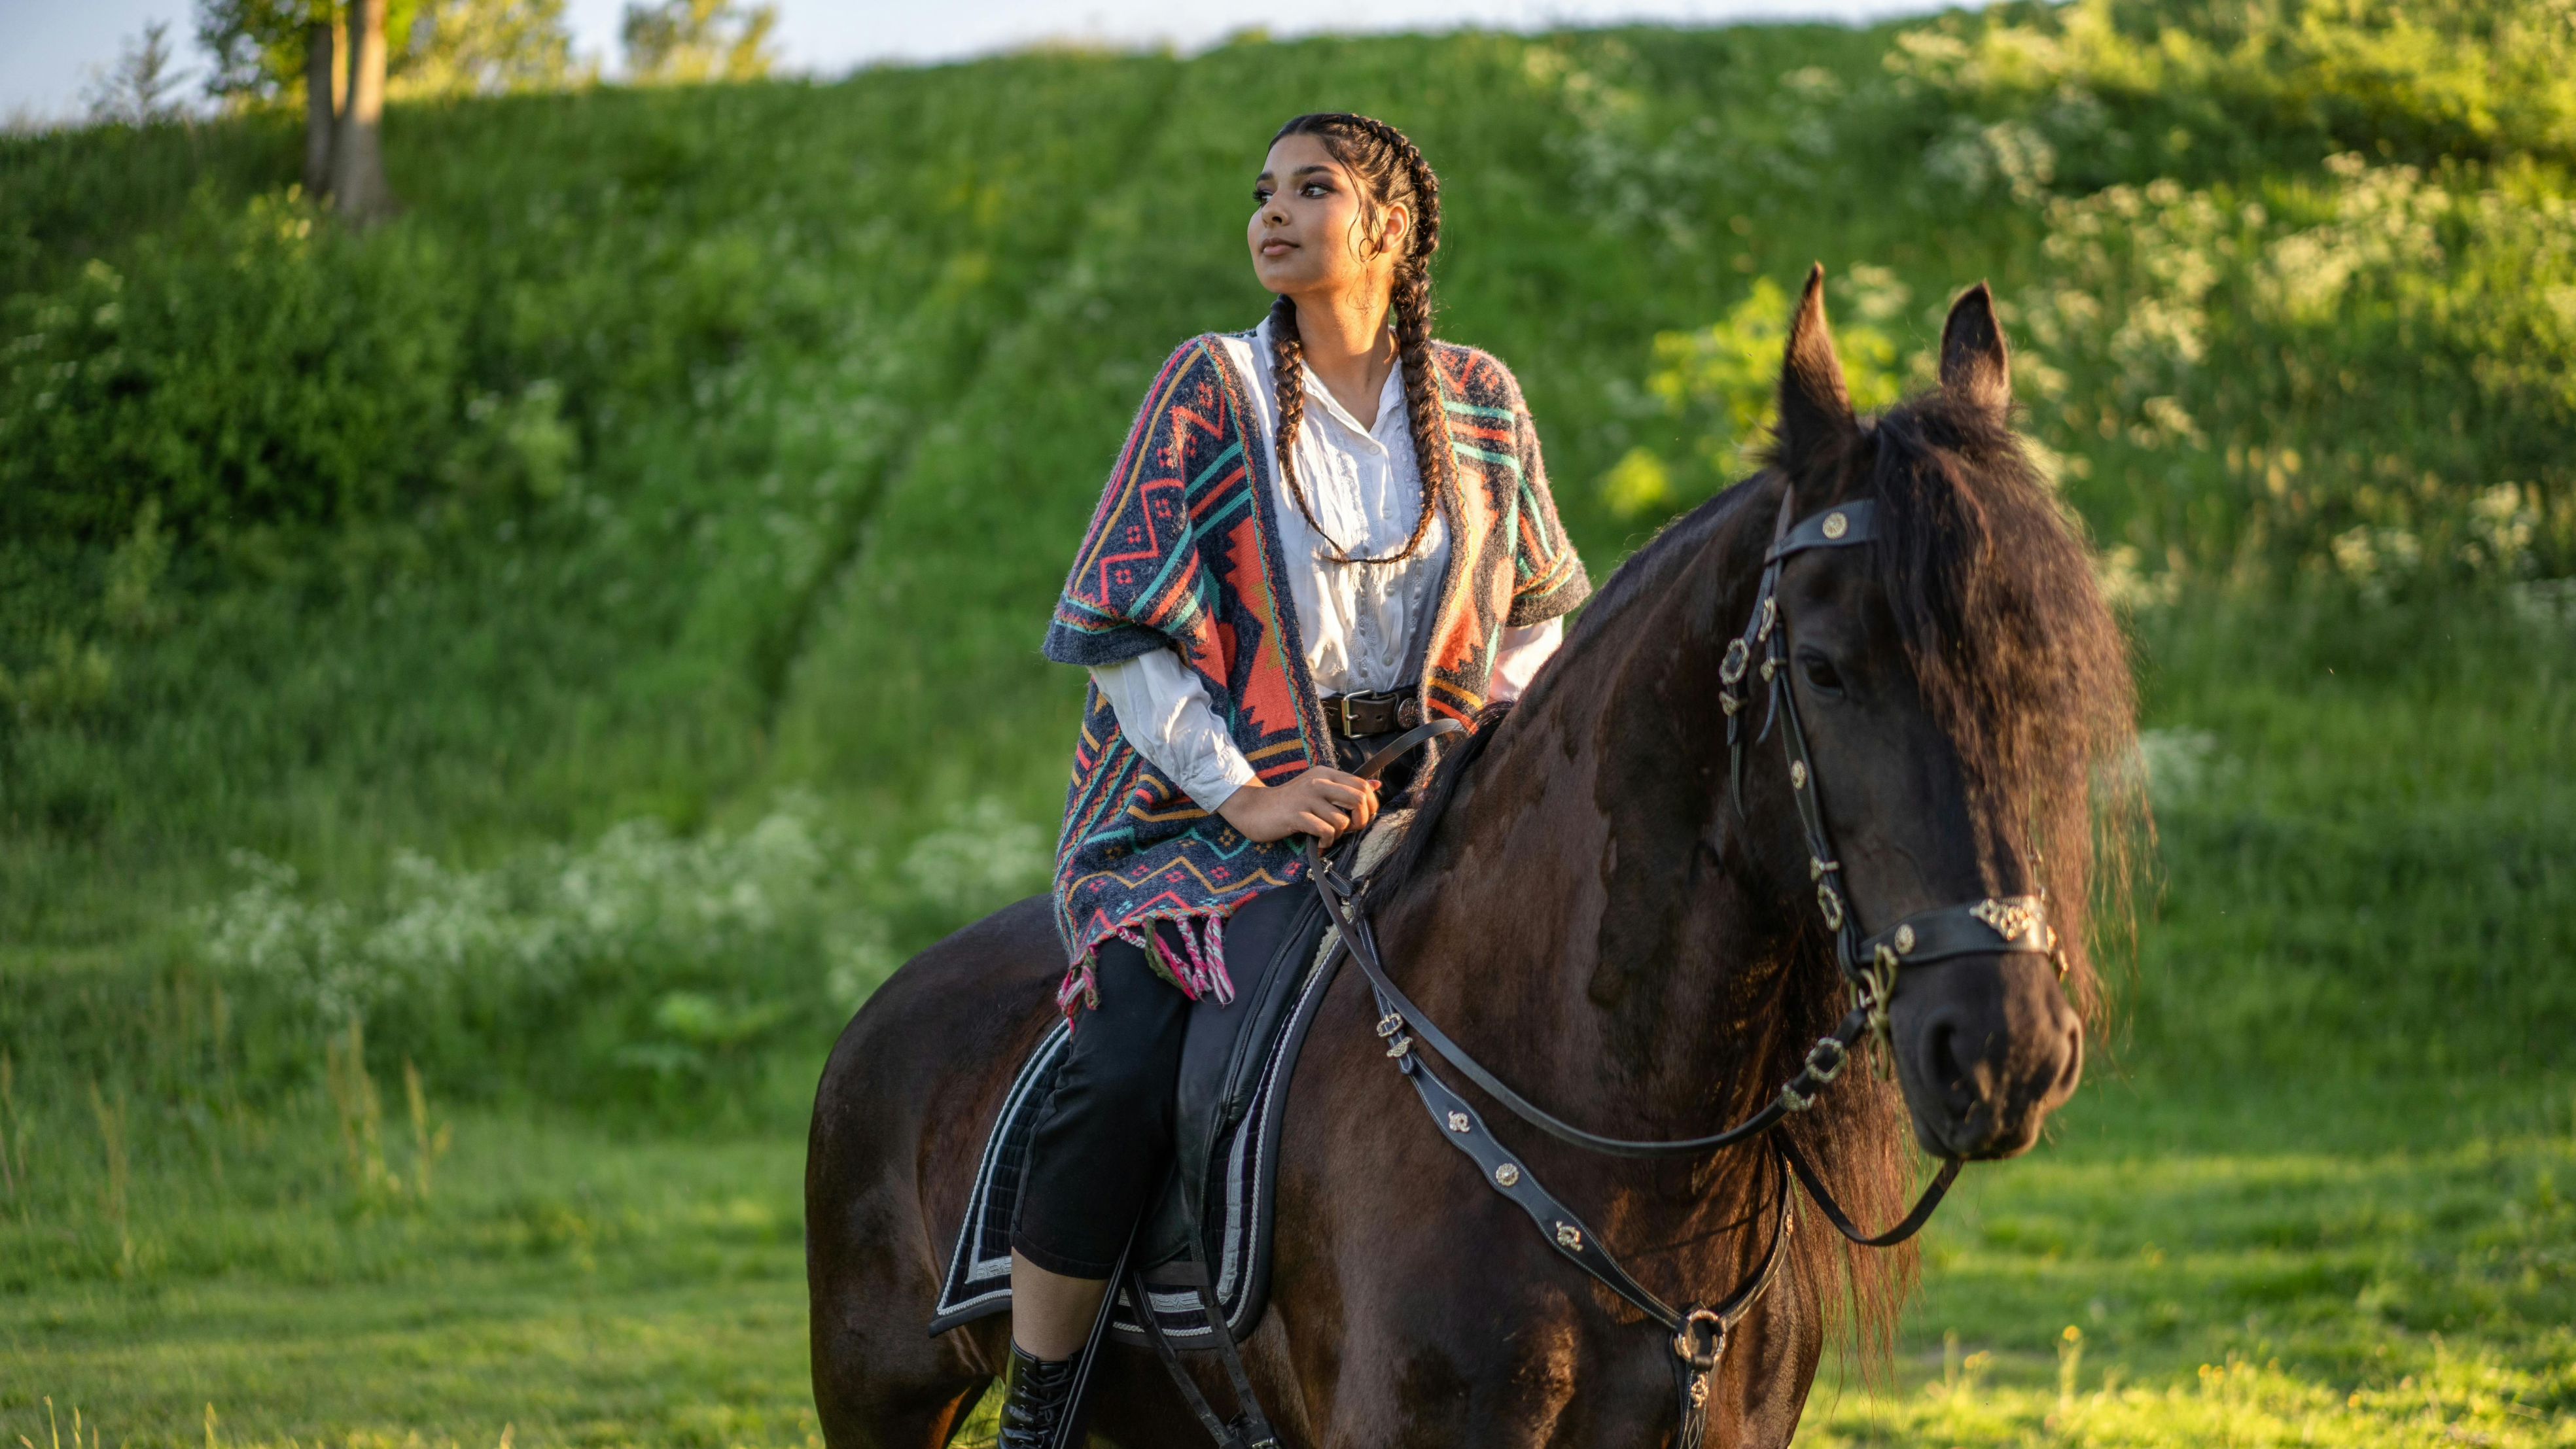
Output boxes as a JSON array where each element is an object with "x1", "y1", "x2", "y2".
[{"x1": 3, "y1": 0, "x2": 1942, "y2": 124}]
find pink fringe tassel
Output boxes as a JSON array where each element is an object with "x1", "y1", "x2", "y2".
[
  {"x1": 1055, "y1": 959, "x2": 1099, "y2": 1019},
  {"x1": 1103, "y1": 912, "x2": 1237, "y2": 1008}
]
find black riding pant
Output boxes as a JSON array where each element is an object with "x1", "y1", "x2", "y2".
[
  {"x1": 1010, "y1": 927, "x2": 1190, "y2": 1278},
  {"x1": 1012, "y1": 731, "x2": 1414, "y2": 1278}
]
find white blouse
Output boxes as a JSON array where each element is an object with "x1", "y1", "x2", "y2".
[{"x1": 1091, "y1": 318, "x2": 1564, "y2": 812}]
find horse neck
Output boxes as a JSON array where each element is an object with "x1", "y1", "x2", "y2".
[{"x1": 1373, "y1": 497, "x2": 1798, "y2": 1143}]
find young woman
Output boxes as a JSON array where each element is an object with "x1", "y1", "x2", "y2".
[{"x1": 1001, "y1": 111, "x2": 1591, "y2": 1443}]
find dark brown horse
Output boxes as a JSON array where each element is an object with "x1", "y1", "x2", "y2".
[{"x1": 806, "y1": 271, "x2": 2139, "y2": 1448}]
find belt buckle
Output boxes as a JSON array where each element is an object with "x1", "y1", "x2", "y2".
[{"x1": 1335, "y1": 695, "x2": 1356, "y2": 737}]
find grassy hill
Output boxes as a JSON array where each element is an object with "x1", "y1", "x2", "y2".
[{"x1": 2, "y1": 5, "x2": 2572, "y2": 1445}]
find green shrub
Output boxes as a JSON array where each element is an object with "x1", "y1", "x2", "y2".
[
  {"x1": 1887, "y1": 0, "x2": 2576, "y2": 184},
  {"x1": 180, "y1": 797, "x2": 883, "y2": 1117},
  {"x1": 2009, "y1": 156, "x2": 2576, "y2": 582},
  {"x1": 0, "y1": 191, "x2": 465, "y2": 538}
]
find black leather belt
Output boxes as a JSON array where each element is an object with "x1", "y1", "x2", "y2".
[{"x1": 1323, "y1": 688, "x2": 1424, "y2": 738}]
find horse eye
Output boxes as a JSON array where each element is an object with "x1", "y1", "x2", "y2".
[{"x1": 1799, "y1": 650, "x2": 1845, "y2": 696}]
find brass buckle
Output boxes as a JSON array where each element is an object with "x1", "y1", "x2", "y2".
[{"x1": 1335, "y1": 695, "x2": 1356, "y2": 736}]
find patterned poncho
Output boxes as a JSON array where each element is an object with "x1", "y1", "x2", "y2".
[{"x1": 1042, "y1": 330, "x2": 1590, "y2": 1013}]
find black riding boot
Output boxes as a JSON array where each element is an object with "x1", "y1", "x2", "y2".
[{"x1": 997, "y1": 1341, "x2": 1084, "y2": 1449}]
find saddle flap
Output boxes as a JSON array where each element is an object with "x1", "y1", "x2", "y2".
[
  {"x1": 931, "y1": 881, "x2": 1344, "y2": 1347},
  {"x1": 1182, "y1": 886, "x2": 1331, "y2": 1182},
  {"x1": 1148, "y1": 883, "x2": 1329, "y2": 1264}
]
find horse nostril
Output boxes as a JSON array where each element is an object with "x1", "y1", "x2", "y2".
[
  {"x1": 2053, "y1": 1022, "x2": 2085, "y2": 1098},
  {"x1": 1926, "y1": 1018, "x2": 1971, "y2": 1108}
]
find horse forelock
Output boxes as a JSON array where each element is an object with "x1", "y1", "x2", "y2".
[{"x1": 1857, "y1": 389, "x2": 2144, "y2": 1029}]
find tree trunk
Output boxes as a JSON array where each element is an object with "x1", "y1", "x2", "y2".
[
  {"x1": 331, "y1": 0, "x2": 393, "y2": 224},
  {"x1": 302, "y1": 21, "x2": 336, "y2": 198}
]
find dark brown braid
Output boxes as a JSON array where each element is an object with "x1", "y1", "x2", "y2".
[{"x1": 1263, "y1": 113, "x2": 1450, "y2": 565}]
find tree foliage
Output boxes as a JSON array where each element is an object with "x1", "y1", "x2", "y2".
[
  {"x1": 619, "y1": 0, "x2": 779, "y2": 85},
  {"x1": 395, "y1": 0, "x2": 580, "y2": 96},
  {"x1": 198, "y1": 0, "x2": 376, "y2": 103},
  {"x1": 83, "y1": 20, "x2": 194, "y2": 126},
  {"x1": 196, "y1": 0, "x2": 576, "y2": 105}
]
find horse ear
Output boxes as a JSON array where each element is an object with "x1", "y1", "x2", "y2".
[
  {"x1": 1776, "y1": 262, "x2": 1854, "y2": 469},
  {"x1": 1939, "y1": 281, "x2": 2011, "y2": 415}
]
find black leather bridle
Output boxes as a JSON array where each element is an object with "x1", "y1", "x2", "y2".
[
  {"x1": 1299, "y1": 489, "x2": 2067, "y2": 1449},
  {"x1": 1722, "y1": 490, "x2": 2061, "y2": 1097}
]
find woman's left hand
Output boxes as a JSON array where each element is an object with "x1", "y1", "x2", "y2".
[{"x1": 1216, "y1": 767, "x2": 1380, "y2": 846}]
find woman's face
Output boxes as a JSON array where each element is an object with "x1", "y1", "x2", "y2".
[{"x1": 1248, "y1": 132, "x2": 1406, "y2": 302}]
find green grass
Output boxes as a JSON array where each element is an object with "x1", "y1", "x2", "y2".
[
  {"x1": 4, "y1": 1111, "x2": 816, "y2": 1449},
  {"x1": 7, "y1": 1075, "x2": 2567, "y2": 1448}
]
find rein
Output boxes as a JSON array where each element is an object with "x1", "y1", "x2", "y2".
[{"x1": 1297, "y1": 492, "x2": 2066, "y2": 1446}]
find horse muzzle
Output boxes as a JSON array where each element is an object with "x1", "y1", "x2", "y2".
[{"x1": 1890, "y1": 951, "x2": 2083, "y2": 1160}]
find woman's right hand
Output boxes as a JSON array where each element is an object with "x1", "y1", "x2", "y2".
[{"x1": 1217, "y1": 767, "x2": 1379, "y2": 847}]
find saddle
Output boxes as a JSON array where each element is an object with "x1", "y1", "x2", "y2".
[{"x1": 927, "y1": 816, "x2": 1409, "y2": 1348}]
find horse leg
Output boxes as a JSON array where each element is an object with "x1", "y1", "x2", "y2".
[
  {"x1": 803, "y1": 1147, "x2": 998, "y2": 1446},
  {"x1": 805, "y1": 1073, "x2": 1002, "y2": 1448}
]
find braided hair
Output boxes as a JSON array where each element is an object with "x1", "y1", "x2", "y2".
[{"x1": 1263, "y1": 113, "x2": 1449, "y2": 566}]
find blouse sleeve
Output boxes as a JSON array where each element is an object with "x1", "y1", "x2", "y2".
[
  {"x1": 1089, "y1": 650, "x2": 1258, "y2": 813},
  {"x1": 1487, "y1": 617, "x2": 1562, "y2": 702}
]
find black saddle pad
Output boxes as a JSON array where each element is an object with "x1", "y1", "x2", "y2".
[{"x1": 928, "y1": 882, "x2": 1340, "y2": 1346}]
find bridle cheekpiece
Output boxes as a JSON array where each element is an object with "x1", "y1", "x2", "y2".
[{"x1": 1721, "y1": 490, "x2": 2062, "y2": 1066}]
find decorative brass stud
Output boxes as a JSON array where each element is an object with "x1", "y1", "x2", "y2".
[
  {"x1": 1555, "y1": 1222, "x2": 1583, "y2": 1250},
  {"x1": 1790, "y1": 760, "x2": 1807, "y2": 789},
  {"x1": 1447, "y1": 1111, "x2": 1470, "y2": 1133},
  {"x1": 1892, "y1": 924, "x2": 1916, "y2": 954},
  {"x1": 1494, "y1": 1163, "x2": 1521, "y2": 1187},
  {"x1": 1822, "y1": 510, "x2": 1849, "y2": 540},
  {"x1": 1970, "y1": 897, "x2": 2040, "y2": 943},
  {"x1": 1721, "y1": 638, "x2": 1750, "y2": 685}
]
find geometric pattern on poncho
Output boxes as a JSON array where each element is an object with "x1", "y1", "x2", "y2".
[{"x1": 1041, "y1": 328, "x2": 1588, "y2": 1015}]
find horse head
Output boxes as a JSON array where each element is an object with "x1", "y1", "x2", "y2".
[{"x1": 1738, "y1": 265, "x2": 2136, "y2": 1160}]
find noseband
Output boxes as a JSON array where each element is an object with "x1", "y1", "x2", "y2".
[{"x1": 1286, "y1": 488, "x2": 2068, "y2": 1449}]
